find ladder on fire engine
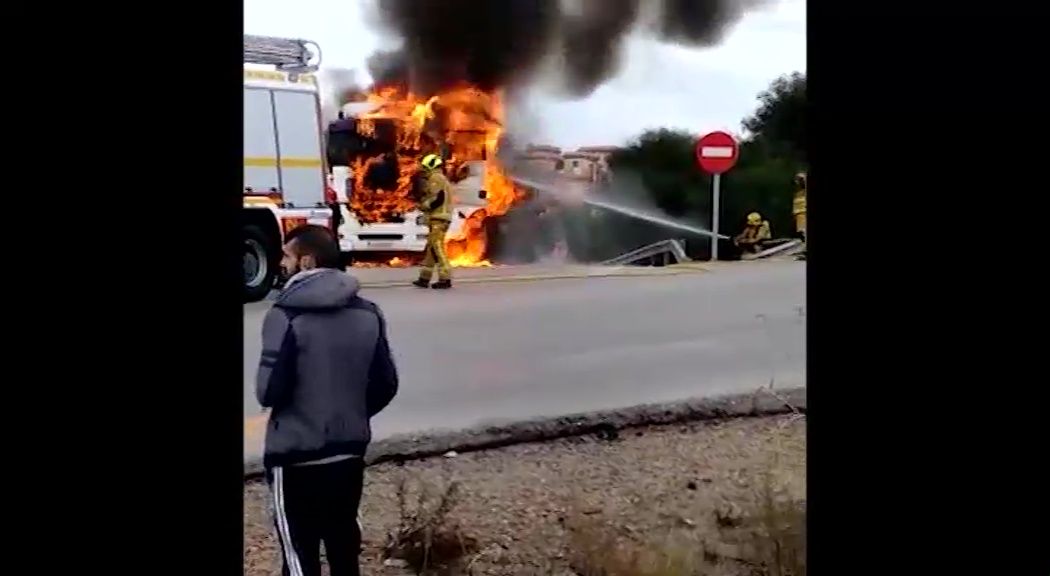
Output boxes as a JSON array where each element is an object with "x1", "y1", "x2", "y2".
[{"x1": 243, "y1": 34, "x2": 322, "y2": 74}]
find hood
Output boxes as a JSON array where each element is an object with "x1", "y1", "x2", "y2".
[{"x1": 275, "y1": 269, "x2": 361, "y2": 311}]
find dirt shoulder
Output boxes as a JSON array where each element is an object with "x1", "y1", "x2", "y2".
[{"x1": 245, "y1": 414, "x2": 806, "y2": 575}]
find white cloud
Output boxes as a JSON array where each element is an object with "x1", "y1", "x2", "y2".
[{"x1": 245, "y1": 0, "x2": 806, "y2": 148}]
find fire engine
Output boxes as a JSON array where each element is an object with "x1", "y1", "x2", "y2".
[{"x1": 243, "y1": 34, "x2": 335, "y2": 302}]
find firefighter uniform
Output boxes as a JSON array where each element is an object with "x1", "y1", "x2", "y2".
[
  {"x1": 792, "y1": 172, "x2": 807, "y2": 238},
  {"x1": 792, "y1": 172, "x2": 807, "y2": 260},
  {"x1": 412, "y1": 154, "x2": 454, "y2": 289},
  {"x1": 734, "y1": 212, "x2": 772, "y2": 253}
]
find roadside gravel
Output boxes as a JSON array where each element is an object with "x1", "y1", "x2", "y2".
[{"x1": 244, "y1": 414, "x2": 806, "y2": 575}]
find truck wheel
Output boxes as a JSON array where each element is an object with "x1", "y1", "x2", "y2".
[{"x1": 244, "y1": 224, "x2": 278, "y2": 302}]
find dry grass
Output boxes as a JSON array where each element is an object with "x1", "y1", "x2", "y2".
[
  {"x1": 382, "y1": 475, "x2": 480, "y2": 575},
  {"x1": 565, "y1": 470, "x2": 805, "y2": 576},
  {"x1": 383, "y1": 391, "x2": 806, "y2": 576},
  {"x1": 244, "y1": 410, "x2": 806, "y2": 576},
  {"x1": 380, "y1": 428, "x2": 806, "y2": 576},
  {"x1": 532, "y1": 408, "x2": 804, "y2": 576}
]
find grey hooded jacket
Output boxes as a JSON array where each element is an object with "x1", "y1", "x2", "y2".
[{"x1": 256, "y1": 268, "x2": 399, "y2": 469}]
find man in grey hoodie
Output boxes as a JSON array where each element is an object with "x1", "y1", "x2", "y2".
[{"x1": 257, "y1": 225, "x2": 399, "y2": 576}]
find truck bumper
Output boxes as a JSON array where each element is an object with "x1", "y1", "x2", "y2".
[{"x1": 340, "y1": 236, "x2": 429, "y2": 253}]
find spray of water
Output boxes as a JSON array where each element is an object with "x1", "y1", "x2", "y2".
[
  {"x1": 506, "y1": 173, "x2": 728, "y2": 240},
  {"x1": 579, "y1": 196, "x2": 729, "y2": 240}
]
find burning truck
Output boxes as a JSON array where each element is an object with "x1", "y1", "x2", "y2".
[
  {"x1": 324, "y1": 85, "x2": 531, "y2": 267},
  {"x1": 317, "y1": 0, "x2": 765, "y2": 269}
]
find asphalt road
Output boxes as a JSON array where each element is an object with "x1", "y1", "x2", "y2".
[{"x1": 244, "y1": 261, "x2": 806, "y2": 462}]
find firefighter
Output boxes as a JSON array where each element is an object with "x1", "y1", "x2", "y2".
[
  {"x1": 411, "y1": 153, "x2": 454, "y2": 289},
  {"x1": 792, "y1": 172, "x2": 807, "y2": 260},
  {"x1": 734, "y1": 212, "x2": 772, "y2": 254}
]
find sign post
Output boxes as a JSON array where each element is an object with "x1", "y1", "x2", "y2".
[
  {"x1": 695, "y1": 131, "x2": 739, "y2": 261},
  {"x1": 711, "y1": 173, "x2": 722, "y2": 260}
]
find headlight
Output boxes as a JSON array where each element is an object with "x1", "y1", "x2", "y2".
[{"x1": 415, "y1": 214, "x2": 426, "y2": 226}]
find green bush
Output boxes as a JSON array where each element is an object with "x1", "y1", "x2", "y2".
[{"x1": 586, "y1": 72, "x2": 807, "y2": 260}]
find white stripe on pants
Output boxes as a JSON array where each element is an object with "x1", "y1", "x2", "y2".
[{"x1": 272, "y1": 467, "x2": 305, "y2": 576}]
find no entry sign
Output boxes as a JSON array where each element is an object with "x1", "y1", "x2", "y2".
[
  {"x1": 695, "y1": 131, "x2": 739, "y2": 175},
  {"x1": 695, "y1": 130, "x2": 738, "y2": 261}
]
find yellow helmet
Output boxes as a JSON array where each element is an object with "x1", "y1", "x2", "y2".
[
  {"x1": 747, "y1": 212, "x2": 762, "y2": 225},
  {"x1": 420, "y1": 154, "x2": 443, "y2": 170}
]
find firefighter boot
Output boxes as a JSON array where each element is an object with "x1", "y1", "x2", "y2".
[
  {"x1": 431, "y1": 279, "x2": 452, "y2": 290},
  {"x1": 411, "y1": 278, "x2": 430, "y2": 288}
]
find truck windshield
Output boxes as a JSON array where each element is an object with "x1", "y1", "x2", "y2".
[
  {"x1": 326, "y1": 119, "x2": 356, "y2": 168},
  {"x1": 325, "y1": 117, "x2": 398, "y2": 168}
]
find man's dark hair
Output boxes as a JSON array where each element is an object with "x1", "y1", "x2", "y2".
[{"x1": 285, "y1": 225, "x2": 341, "y2": 269}]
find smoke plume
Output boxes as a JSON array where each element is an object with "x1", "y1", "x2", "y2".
[
  {"x1": 366, "y1": 49, "x2": 411, "y2": 89},
  {"x1": 319, "y1": 67, "x2": 366, "y2": 121},
  {"x1": 367, "y1": 0, "x2": 771, "y2": 97}
]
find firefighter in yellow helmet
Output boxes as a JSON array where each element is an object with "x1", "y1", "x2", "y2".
[
  {"x1": 411, "y1": 153, "x2": 455, "y2": 289},
  {"x1": 792, "y1": 172, "x2": 807, "y2": 260},
  {"x1": 733, "y1": 211, "x2": 772, "y2": 254}
]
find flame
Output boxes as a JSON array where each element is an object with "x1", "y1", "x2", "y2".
[
  {"x1": 351, "y1": 256, "x2": 413, "y2": 268},
  {"x1": 343, "y1": 84, "x2": 522, "y2": 266}
]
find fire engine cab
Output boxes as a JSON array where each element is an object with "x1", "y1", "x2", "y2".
[{"x1": 243, "y1": 34, "x2": 334, "y2": 302}]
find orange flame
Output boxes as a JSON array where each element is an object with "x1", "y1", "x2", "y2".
[
  {"x1": 351, "y1": 256, "x2": 413, "y2": 268},
  {"x1": 344, "y1": 84, "x2": 522, "y2": 266}
]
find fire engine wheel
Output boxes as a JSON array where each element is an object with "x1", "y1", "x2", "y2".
[{"x1": 243, "y1": 224, "x2": 278, "y2": 302}]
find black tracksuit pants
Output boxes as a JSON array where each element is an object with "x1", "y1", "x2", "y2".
[{"x1": 266, "y1": 457, "x2": 365, "y2": 576}]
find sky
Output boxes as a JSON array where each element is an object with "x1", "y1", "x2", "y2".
[{"x1": 245, "y1": 0, "x2": 806, "y2": 148}]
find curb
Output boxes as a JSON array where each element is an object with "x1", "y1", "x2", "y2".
[
  {"x1": 667, "y1": 262, "x2": 713, "y2": 271},
  {"x1": 244, "y1": 387, "x2": 805, "y2": 481},
  {"x1": 356, "y1": 266, "x2": 706, "y2": 289}
]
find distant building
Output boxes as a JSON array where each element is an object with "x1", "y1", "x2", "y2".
[
  {"x1": 560, "y1": 151, "x2": 601, "y2": 183},
  {"x1": 521, "y1": 144, "x2": 564, "y2": 173},
  {"x1": 575, "y1": 145, "x2": 619, "y2": 162},
  {"x1": 519, "y1": 144, "x2": 618, "y2": 185},
  {"x1": 525, "y1": 144, "x2": 563, "y2": 155},
  {"x1": 564, "y1": 146, "x2": 617, "y2": 186}
]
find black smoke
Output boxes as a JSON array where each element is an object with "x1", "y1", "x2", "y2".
[
  {"x1": 366, "y1": 48, "x2": 411, "y2": 90},
  {"x1": 367, "y1": 0, "x2": 771, "y2": 97}
]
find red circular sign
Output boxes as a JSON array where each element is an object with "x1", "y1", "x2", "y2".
[{"x1": 695, "y1": 131, "x2": 739, "y2": 175}]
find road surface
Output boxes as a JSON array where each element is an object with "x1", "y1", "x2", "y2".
[{"x1": 244, "y1": 261, "x2": 806, "y2": 463}]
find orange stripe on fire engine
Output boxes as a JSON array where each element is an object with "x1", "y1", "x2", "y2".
[
  {"x1": 243, "y1": 196, "x2": 277, "y2": 205},
  {"x1": 244, "y1": 156, "x2": 324, "y2": 168},
  {"x1": 282, "y1": 218, "x2": 310, "y2": 234}
]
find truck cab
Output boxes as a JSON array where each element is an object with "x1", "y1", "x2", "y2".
[{"x1": 324, "y1": 105, "x2": 490, "y2": 258}]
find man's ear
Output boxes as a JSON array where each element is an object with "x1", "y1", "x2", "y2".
[{"x1": 299, "y1": 254, "x2": 316, "y2": 270}]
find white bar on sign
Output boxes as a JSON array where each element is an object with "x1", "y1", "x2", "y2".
[{"x1": 701, "y1": 146, "x2": 734, "y2": 158}]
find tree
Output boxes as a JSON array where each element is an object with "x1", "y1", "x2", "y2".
[
  {"x1": 608, "y1": 128, "x2": 707, "y2": 217},
  {"x1": 588, "y1": 72, "x2": 806, "y2": 259},
  {"x1": 721, "y1": 140, "x2": 798, "y2": 239},
  {"x1": 605, "y1": 128, "x2": 797, "y2": 238},
  {"x1": 741, "y1": 72, "x2": 807, "y2": 164}
]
